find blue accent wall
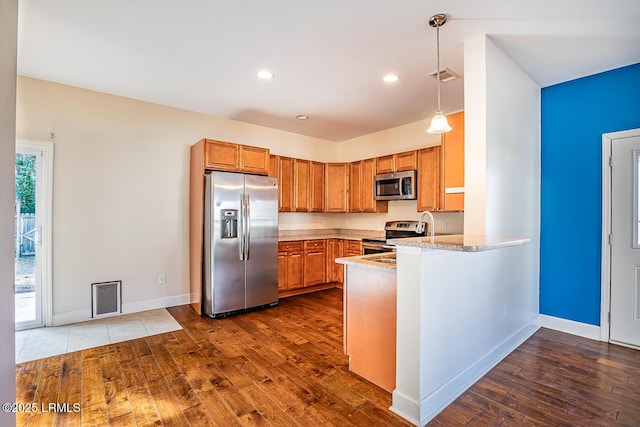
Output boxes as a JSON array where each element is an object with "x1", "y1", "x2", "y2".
[{"x1": 541, "y1": 63, "x2": 640, "y2": 325}]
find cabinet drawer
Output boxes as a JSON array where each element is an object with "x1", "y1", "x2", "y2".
[
  {"x1": 304, "y1": 239, "x2": 326, "y2": 250},
  {"x1": 344, "y1": 240, "x2": 362, "y2": 252},
  {"x1": 279, "y1": 241, "x2": 303, "y2": 252}
]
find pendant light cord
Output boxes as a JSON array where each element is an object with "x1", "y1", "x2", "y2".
[{"x1": 436, "y1": 22, "x2": 441, "y2": 114}]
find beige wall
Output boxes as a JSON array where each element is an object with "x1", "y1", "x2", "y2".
[
  {"x1": 338, "y1": 119, "x2": 443, "y2": 162},
  {"x1": 16, "y1": 76, "x2": 463, "y2": 323},
  {"x1": 1, "y1": 0, "x2": 18, "y2": 422},
  {"x1": 16, "y1": 77, "x2": 338, "y2": 323}
]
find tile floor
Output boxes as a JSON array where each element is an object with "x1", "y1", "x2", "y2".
[{"x1": 15, "y1": 308, "x2": 182, "y2": 363}]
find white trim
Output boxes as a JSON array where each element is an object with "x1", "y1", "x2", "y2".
[
  {"x1": 444, "y1": 187, "x2": 465, "y2": 194},
  {"x1": 540, "y1": 314, "x2": 601, "y2": 341},
  {"x1": 416, "y1": 319, "x2": 539, "y2": 426},
  {"x1": 16, "y1": 139, "x2": 54, "y2": 328},
  {"x1": 52, "y1": 293, "x2": 190, "y2": 326},
  {"x1": 122, "y1": 293, "x2": 191, "y2": 314},
  {"x1": 52, "y1": 309, "x2": 93, "y2": 326},
  {"x1": 601, "y1": 128, "x2": 640, "y2": 343}
]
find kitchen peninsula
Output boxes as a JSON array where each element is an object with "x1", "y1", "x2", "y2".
[{"x1": 338, "y1": 234, "x2": 535, "y2": 426}]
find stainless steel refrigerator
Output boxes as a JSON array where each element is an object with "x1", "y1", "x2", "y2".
[{"x1": 203, "y1": 171, "x2": 279, "y2": 317}]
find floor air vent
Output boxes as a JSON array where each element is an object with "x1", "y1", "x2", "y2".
[{"x1": 91, "y1": 280, "x2": 122, "y2": 318}]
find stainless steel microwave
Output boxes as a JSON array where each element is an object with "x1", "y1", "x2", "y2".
[{"x1": 374, "y1": 170, "x2": 416, "y2": 200}]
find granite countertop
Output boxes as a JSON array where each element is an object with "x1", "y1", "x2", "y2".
[
  {"x1": 278, "y1": 228, "x2": 384, "y2": 242},
  {"x1": 335, "y1": 252, "x2": 397, "y2": 272},
  {"x1": 388, "y1": 234, "x2": 531, "y2": 252}
]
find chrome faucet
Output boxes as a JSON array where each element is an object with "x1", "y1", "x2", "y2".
[{"x1": 417, "y1": 211, "x2": 435, "y2": 239}]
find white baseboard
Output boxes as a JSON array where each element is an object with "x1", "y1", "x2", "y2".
[
  {"x1": 419, "y1": 319, "x2": 540, "y2": 426},
  {"x1": 122, "y1": 293, "x2": 191, "y2": 314},
  {"x1": 390, "y1": 390, "x2": 420, "y2": 426},
  {"x1": 539, "y1": 314, "x2": 601, "y2": 341},
  {"x1": 51, "y1": 293, "x2": 191, "y2": 326},
  {"x1": 52, "y1": 309, "x2": 92, "y2": 326}
]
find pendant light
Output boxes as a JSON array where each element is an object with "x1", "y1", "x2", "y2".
[{"x1": 427, "y1": 13, "x2": 452, "y2": 134}]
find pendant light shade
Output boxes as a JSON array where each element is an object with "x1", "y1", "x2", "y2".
[
  {"x1": 426, "y1": 13, "x2": 452, "y2": 134},
  {"x1": 427, "y1": 112, "x2": 452, "y2": 133}
]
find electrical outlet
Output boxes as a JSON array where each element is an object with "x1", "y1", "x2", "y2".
[
  {"x1": 441, "y1": 221, "x2": 447, "y2": 231},
  {"x1": 158, "y1": 274, "x2": 166, "y2": 285}
]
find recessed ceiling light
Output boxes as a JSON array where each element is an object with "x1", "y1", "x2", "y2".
[
  {"x1": 296, "y1": 114, "x2": 309, "y2": 120},
  {"x1": 257, "y1": 70, "x2": 275, "y2": 79},
  {"x1": 383, "y1": 74, "x2": 399, "y2": 83}
]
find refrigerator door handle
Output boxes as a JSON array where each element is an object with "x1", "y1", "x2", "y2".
[
  {"x1": 245, "y1": 194, "x2": 251, "y2": 260},
  {"x1": 239, "y1": 194, "x2": 245, "y2": 260}
]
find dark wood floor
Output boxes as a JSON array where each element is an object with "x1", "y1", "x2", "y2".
[{"x1": 15, "y1": 288, "x2": 640, "y2": 426}]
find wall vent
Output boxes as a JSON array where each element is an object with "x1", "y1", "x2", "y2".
[
  {"x1": 91, "y1": 280, "x2": 122, "y2": 318},
  {"x1": 428, "y1": 67, "x2": 461, "y2": 83}
]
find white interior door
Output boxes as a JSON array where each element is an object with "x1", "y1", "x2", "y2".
[{"x1": 610, "y1": 133, "x2": 640, "y2": 348}]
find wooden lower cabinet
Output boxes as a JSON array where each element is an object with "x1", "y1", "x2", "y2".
[
  {"x1": 304, "y1": 240, "x2": 326, "y2": 287},
  {"x1": 326, "y1": 238, "x2": 344, "y2": 284},
  {"x1": 278, "y1": 241, "x2": 304, "y2": 291},
  {"x1": 344, "y1": 239, "x2": 362, "y2": 256},
  {"x1": 279, "y1": 238, "x2": 358, "y2": 297}
]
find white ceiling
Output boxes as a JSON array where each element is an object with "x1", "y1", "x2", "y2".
[{"x1": 17, "y1": 0, "x2": 640, "y2": 142}]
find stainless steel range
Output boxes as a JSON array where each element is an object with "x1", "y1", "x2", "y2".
[{"x1": 361, "y1": 220, "x2": 425, "y2": 254}]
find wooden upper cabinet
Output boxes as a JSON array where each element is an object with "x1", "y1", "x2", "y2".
[
  {"x1": 294, "y1": 159, "x2": 310, "y2": 212},
  {"x1": 310, "y1": 162, "x2": 325, "y2": 212},
  {"x1": 325, "y1": 163, "x2": 349, "y2": 213},
  {"x1": 348, "y1": 161, "x2": 362, "y2": 213},
  {"x1": 202, "y1": 139, "x2": 269, "y2": 175},
  {"x1": 395, "y1": 150, "x2": 418, "y2": 172},
  {"x1": 278, "y1": 156, "x2": 294, "y2": 212},
  {"x1": 204, "y1": 140, "x2": 238, "y2": 171},
  {"x1": 442, "y1": 111, "x2": 465, "y2": 211},
  {"x1": 417, "y1": 146, "x2": 441, "y2": 212},
  {"x1": 375, "y1": 150, "x2": 417, "y2": 174},
  {"x1": 361, "y1": 158, "x2": 386, "y2": 212},
  {"x1": 268, "y1": 154, "x2": 279, "y2": 178},
  {"x1": 375, "y1": 155, "x2": 395, "y2": 175},
  {"x1": 239, "y1": 145, "x2": 270, "y2": 175},
  {"x1": 350, "y1": 159, "x2": 388, "y2": 213}
]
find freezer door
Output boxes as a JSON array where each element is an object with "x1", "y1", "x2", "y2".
[
  {"x1": 204, "y1": 172, "x2": 246, "y2": 315},
  {"x1": 244, "y1": 174, "x2": 279, "y2": 308}
]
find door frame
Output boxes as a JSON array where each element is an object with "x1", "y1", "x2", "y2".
[
  {"x1": 16, "y1": 139, "x2": 53, "y2": 328},
  {"x1": 600, "y1": 128, "x2": 640, "y2": 342}
]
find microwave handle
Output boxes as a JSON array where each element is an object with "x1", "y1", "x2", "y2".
[{"x1": 400, "y1": 177, "x2": 410, "y2": 196}]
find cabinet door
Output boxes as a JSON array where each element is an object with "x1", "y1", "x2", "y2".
[
  {"x1": 304, "y1": 250, "x2": 326, "y2": 287},
  {"x1": 239, "y1": 145, "x2": 269, "y2": 175},
  {"x1": 204, "y1": 140, "x2": 238, "y2": 171},
  {"x1": 442, "y1": 111, "x2": 465, "y2": 211},
  {"x1": 376, "y1": 155, "x2": 395, "y2": 174},
  {"x1": 287, "y1": 251, "x2": 304, "y2": 289},
  {"x1": 328, "y1": 239, "x2": 345, "y2": 284},
  {"x1": 278, "y1": 252, "x2": 287, "y2": 290},
  {"x1": 395, "y1": 150, "x2": 417, "y2": 172},
  {"x1": 268, "y1": 154, "x2": 279, "y2": 179},
  {"x1": 417, "y1": 146, "x2": 441, "y2": 212},
  {"x1": 324, "y1": 163, "x2": 349, "y2": 213},
  {"x1": 361, "y1": 158, "x2": 384, "y2": 213},
  {"x1": 309, "y1": 162, "x2": 325, "y2": 212},
  {"x1": 278, "y1": 157, "x2": 294, "y2": 212},
  {"x1": 326, "y1": 239, "x2": 336, "y2": 283},
  {"x1": 349, "y1": 161, "x2": 362, "y2": 212},
  {"x1": 294, "y1": 159, "x2": 310, "y2": 212}
]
